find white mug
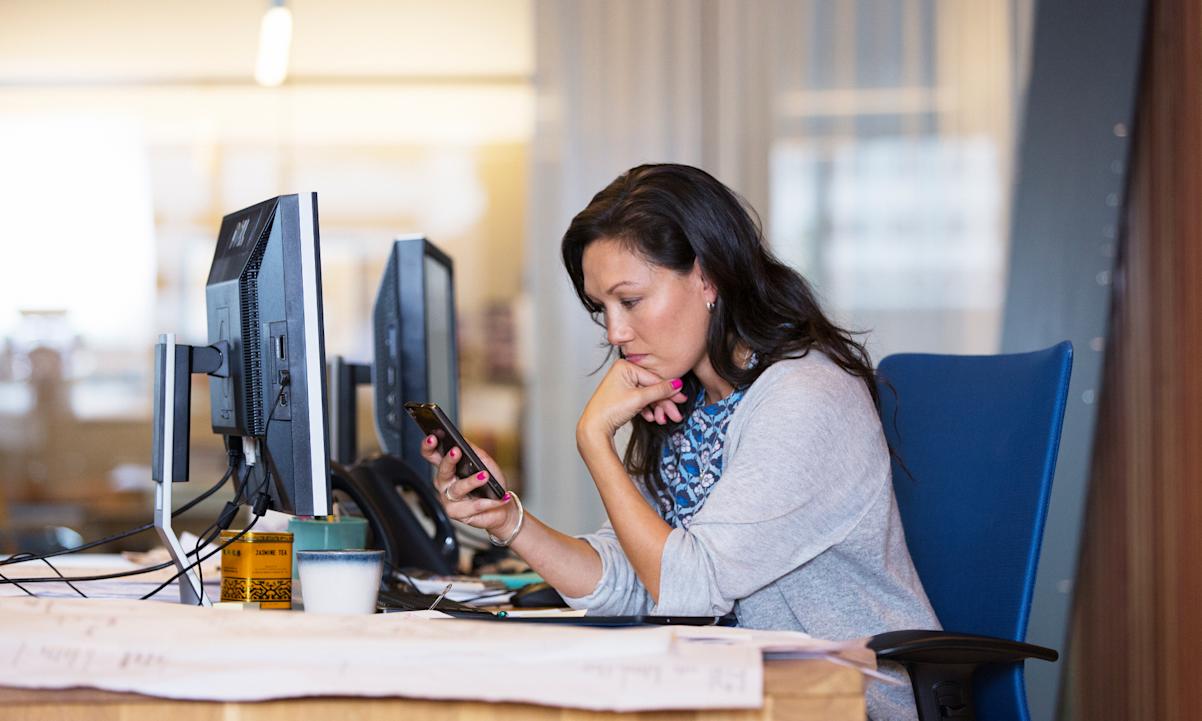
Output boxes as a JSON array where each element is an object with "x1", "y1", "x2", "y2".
[{"x1": 296, "y1": 549, "x2": 384, "y2": 614}]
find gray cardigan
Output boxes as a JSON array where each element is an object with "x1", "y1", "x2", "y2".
[{"x1": 563, "y1": 352, "x2": 940, "y2": 720}]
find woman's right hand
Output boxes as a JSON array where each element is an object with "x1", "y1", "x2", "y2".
[{"x1": 420, "y1": 435, "x2": 516, "y2": 535}]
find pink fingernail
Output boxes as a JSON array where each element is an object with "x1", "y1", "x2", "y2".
[
  {"x1": 476, "y1": 472, "x2": 488, "y2": 480},
  {"x1": 449, "y1": 448, "x2": 458, "y2": 458},
  {"x1": 425, "y1": 436, "x2": 435, "y2": 446},
  {"x1": 502, "y1": 492, "x2": 511, "y2": 501},
  {"x1": 670, "y1": 378, "x2": 683, "y2": 390}
]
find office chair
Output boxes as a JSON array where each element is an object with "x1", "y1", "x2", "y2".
[{"x1": 869, "y1": 341, "x2": 1072, "y2": 721}]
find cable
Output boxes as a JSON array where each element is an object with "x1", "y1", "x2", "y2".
[
  {"x1": 164, "y1": 381, "x2": 288, "y2": 605},
  {"x1": 0, "y1": 568, "x2": 36, "y2": 597},
  {"x1": 0, "y1": 529, "x2": 261, "y2": 587},
  {"x1": 1, "y1": 379, "x2": 292, "y2": 600},
  {"x1": 192, "y1": 526, "x2": 213, "y2": 592},
  {"x1": 139, "y1": 495, "x2": 269, "y2": 601},
  {"x1": 0, "y1": 452, "x2": 238, "y2": 568},
  {"x1": 195, "y1": 379, "x2": 288, "y2": 600},
  {"x1": 389, "y1": 566, "x2": 420, "y2": 593},
  {"x1": 0, "y1": 467, "x2": 230, "y2": 568},
  {"x1": 191, "y1": 463, "x2": 252, "y2": 592},
  {"x1": 4, "y1": 552, "x2": 87, "y2": 598},
  {"x1": 0, "y1": 560, "x2": 177, "y2": 586},
  {"x1": 0, "y1": 450, "x2": 244, "y2": 587},
  {"x1": 143, "y1": 445, "x2": 277, "y2": 601},
  {"x1": 252, "y1": 379, "x2": 289, "y2": 513},
  {"x1": 458, "y1": 588, "x2": 515, "y2": 605}
]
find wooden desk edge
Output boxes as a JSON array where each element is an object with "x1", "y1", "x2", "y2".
[{"x1": 0, "y1": 658, "x2": 864, "y2": 721}]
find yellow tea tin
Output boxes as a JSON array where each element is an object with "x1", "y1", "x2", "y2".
[{"x1": 219, "y1": 530, "x2": 293, "y2": 609}]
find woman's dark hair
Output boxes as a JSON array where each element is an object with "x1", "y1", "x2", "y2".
[{"x1": 561, "y1": 163, "x2": 879, "y2": 498}]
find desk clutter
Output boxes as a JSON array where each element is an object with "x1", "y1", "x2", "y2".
[
  {"x1": 0, "y1": 549, "x2": 523, "y2": 612},
  {"x1": 0, "y1": 595, "x2": 876, "y2": 712}
]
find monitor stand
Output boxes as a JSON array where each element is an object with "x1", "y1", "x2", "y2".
[
  {"x1": 154, "y1": 472, "x2": 207, "y2": 606},
  {"x1": 151, "y1": 332, "x2": 228, "y2": 606}
]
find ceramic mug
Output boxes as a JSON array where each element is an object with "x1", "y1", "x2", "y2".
[
  {"x1": 287, "y1": 516, "x2": 369, "y2": 578},
  {"x1": 296, "y1": 549, "x2": 384, "y2": 614}
]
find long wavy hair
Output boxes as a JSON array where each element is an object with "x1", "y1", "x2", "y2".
[{"x1": 561, "y1": 163, "x2": 879, "y2": 499}]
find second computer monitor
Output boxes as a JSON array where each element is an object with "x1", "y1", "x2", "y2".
[{"x1": 372, "y1": 236, "x2": 460, "y2": 478}]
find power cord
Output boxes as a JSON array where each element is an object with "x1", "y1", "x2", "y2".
[
  {"x1": 0, "y1": 457, "x2": 240, "y2": 594},
  {"x1": 174, "y1": 377, "x2": 290, "y2": 604},
  {"x1": 0, "y1": 448, "x2": 240, "y2": 569},
  {"x1": 0, "y1": 564, "x2": 37, "y2": 597},
  {"x1": 388, "y1": 564, "x2": 420, "y2": 593},
  {"x1": 0, "y1": 518, "x2": 260, "y2": 590},
  {"x1": 0, "y1": 377, "x2": 295, "y2": 603},
  {"x1": 458, "y1": 588, "x2": 515, "y2": 605},
  {"x1": 0, "y1": 558, "x2": 178, "y2": 587},
  {"x1": 191, "y1": 463, "x2": 251, "y2": 594},
  {"x1": 139, "y1": 484, "x2": 272, "y2": 601},
  {"x1": 2, "y1": 552, "x2": 88, "y2": 598}
]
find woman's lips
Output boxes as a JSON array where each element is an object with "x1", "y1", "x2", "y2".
[{"x1": 625, "y1": 354, "x2": 648, "y2": 364}]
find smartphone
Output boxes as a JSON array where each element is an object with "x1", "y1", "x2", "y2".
[{"x1": 403, "y1": 401, "x2": 507, "y2": 500}]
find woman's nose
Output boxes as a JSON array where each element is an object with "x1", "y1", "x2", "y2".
[{"x1": 606, "y1": 320, "x2": 633, "y2": 347}]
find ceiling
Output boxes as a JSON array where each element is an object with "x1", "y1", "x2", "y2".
[{"x1": 0, "y1": 0, "x2": 533, "y2": 85}]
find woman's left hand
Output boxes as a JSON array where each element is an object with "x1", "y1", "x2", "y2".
[{"x1": 576, "y1": 359, "x2": 688, "y2": 449}]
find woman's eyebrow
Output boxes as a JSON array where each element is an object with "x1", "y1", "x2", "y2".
[{"x1": 584, "y1": 280, "x2": 638, "y2": 305}]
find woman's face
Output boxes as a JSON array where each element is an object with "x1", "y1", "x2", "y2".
[{"x1": 581, "y1": 237, "x2": 715, "y2": 380}]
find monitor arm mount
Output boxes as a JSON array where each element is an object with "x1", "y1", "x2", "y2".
[{"x1": 151, "y1": 332, "x2": 230, "y2": 606}]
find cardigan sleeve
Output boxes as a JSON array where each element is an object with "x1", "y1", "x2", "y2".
[
  {"x1": 558, "y1": 519, "x2": 655, "y2": 614},
  {"x1": 652, "y1": 361, "x2": 890, "y2": 615}
]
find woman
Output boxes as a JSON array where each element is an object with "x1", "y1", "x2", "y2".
[{"x1": 422, "y1": 163, "x2": 938, "y2": 720}]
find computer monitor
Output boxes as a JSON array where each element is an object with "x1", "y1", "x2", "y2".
[
  {"x1": 152, "y1": 192, "x2": 332, "y2": 605},
  {"x1": 205, "y1": 193, "x2": 332, "y2": 516},
  {"x1": 372, "y1": 236, "x2": 459, "y2": 478}
]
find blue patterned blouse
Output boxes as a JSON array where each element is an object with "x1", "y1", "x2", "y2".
[{"x1": 656, "y1": 387, "x2": 747, "y2": 529}]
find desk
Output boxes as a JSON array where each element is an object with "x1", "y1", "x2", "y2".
[
  {"x1": 0, "y1": 659, "x2": 863, "y2": 721},
  {"x1": 0, "y1": 557, "x2": 867, "y2": 720}
]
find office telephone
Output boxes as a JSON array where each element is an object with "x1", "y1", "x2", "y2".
[{"x1": 330, "y1": 454, "x2": 459, "y2": 576}]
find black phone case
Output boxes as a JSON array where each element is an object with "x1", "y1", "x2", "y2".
[{"x1": 402, "y1": 402, "x2": 507, "y2": 500}]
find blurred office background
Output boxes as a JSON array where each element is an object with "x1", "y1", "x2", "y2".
[
  {"x1": 0, "y1": 0, "x2": 534, "y2": 547},
  {"x1": 0, "y1": 0, "x2": 1030, "y2": 541},
  {"x1": 7, "y1": 1, "x2": 1200, "y2": 719}
]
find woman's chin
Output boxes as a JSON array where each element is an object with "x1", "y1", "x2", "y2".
[
  {"x1": 657, "y1": 366, "x2": 692, "y2": 381},
  {"x1": 630, "y1": 355, "x2": 688, "y2": 381}
]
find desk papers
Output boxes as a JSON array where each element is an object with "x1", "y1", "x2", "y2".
[{"x1": 0, "y1": 596, "x2": 871, "y2": 711}]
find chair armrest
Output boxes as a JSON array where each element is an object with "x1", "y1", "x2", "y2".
[
  {"x1": 869, "y1": 629, "x2": 1058, "y2": 665},
  {"x1": 868, "y1": 630, "x2": 1058, "y2": 721}
]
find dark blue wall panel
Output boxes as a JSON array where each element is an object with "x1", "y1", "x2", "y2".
[{"x1": 1001, "y1": 1, "x2": 1147, "y2": 719}]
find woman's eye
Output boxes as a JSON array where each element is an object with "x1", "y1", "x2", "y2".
[{"x1": 619, "y1": 298, "x2": 640, "y2": 309}]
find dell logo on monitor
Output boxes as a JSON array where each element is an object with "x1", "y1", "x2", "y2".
[{"x1": 229, "y1": 218, "x2": 251, "y2": 249}]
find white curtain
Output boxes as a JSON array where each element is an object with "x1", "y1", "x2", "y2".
[
  {"x1": 522, "y1": 0, "x2": 1020, "y2": 533},
  {"x1": 522, "y1": 0, "x2": 778, "y2": 533}
]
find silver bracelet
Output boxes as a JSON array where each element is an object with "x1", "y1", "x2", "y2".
[{"x1": 488, "y1": 491, "x2": 525, "y2": 547}]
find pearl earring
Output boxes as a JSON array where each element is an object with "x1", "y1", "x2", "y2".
[{"x1": 706, "y1": 300, "x2": 716, "y2": 312}]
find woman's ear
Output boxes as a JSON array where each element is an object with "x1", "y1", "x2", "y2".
[{"x1": 692, "y1": 260, "x2": 717, "y2": 303}]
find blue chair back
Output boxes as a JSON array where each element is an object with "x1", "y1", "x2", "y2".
[{"x1": 876, "y1": 342, "x2": 1072, "y2": 721}]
